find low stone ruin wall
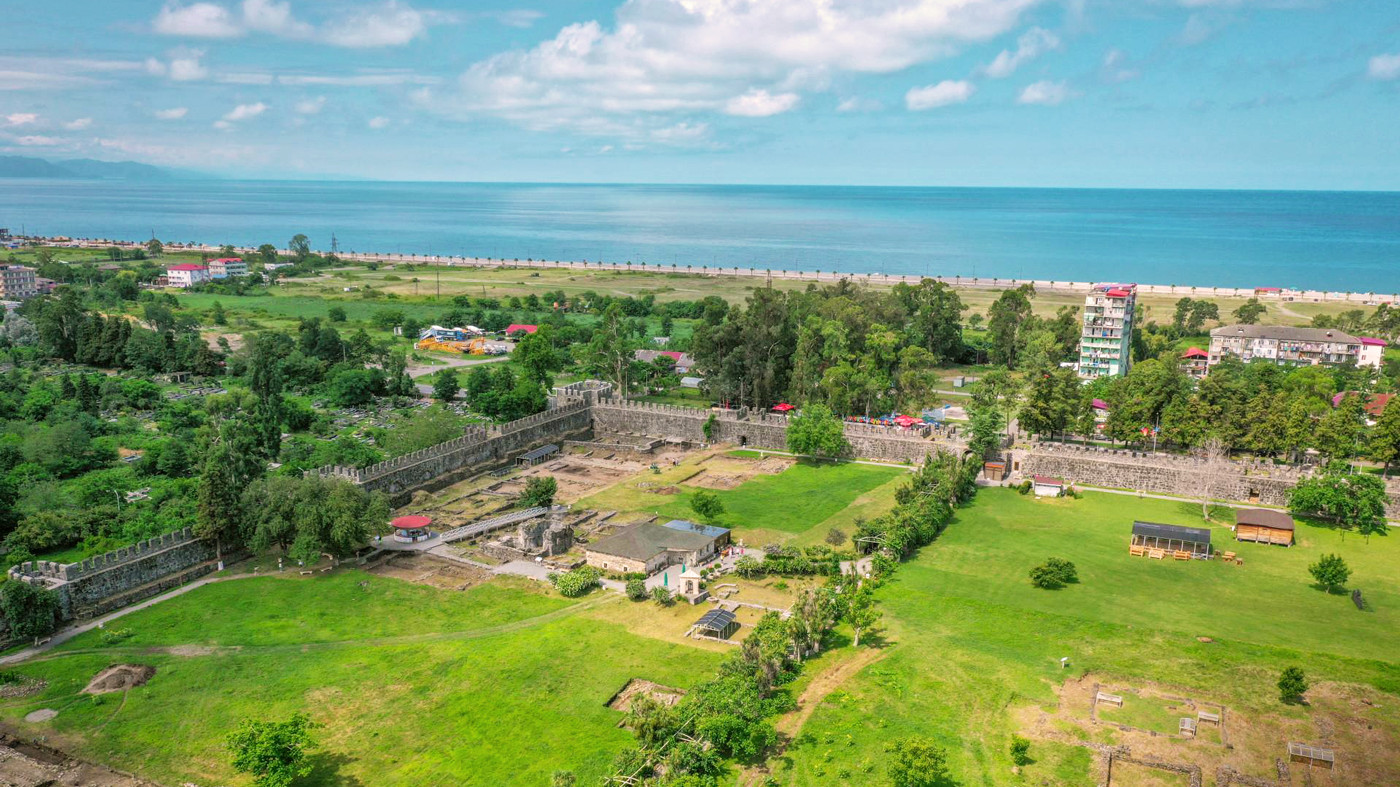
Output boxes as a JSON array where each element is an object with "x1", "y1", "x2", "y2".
[{"x1": 7, "y1": 528, "x2": 220, "y2": 621}]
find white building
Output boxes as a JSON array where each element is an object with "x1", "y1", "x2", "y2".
[
  {"x1": 1078, "y1": 283, "x2": 1137, "y2": 379},
  {"x1": 0, "y1": 265, "x2": 38, "y2": 299},
  {"x1": 1359, "y1": 337, "x2": 1387, "y2": 369},
  {"x1": 166, "y1": 263, "x2": 210, "y2": 288},
  {"x1": 207, "y1": 257, "x2": 248, "y2": 279},
  {"x1": 1208, "y1": 325, "x2": 1380, "y2": 370}
]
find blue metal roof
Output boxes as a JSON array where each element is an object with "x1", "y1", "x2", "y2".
[{"x1": 661, "y1": 519, "x2": 729, "y2": 539}]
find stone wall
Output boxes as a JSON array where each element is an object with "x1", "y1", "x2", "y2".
[
  {"x1": 1019, "y1": 442, "x2": 1400, "y2": 517},
  {"x1": 7, "y1": 528, "x2": 219, "y2": 621}
]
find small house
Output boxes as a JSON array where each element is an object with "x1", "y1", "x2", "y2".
[
  {"x1": 1234, "y1": 508, "x2": 1294, "y2": 546},
  {"x1": 1032, "y1": 475, "x2": 1065, "y2": 497},
  {"x1": 982, "y1": 461, "x2": 1006, "y2": 481},
  {"x1": 585, "y1": 521, "x2": 729, "y2": 575}
]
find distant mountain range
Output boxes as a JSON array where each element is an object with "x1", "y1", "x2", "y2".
[{"x1": 0, "y1": 155, "x2": 177, "y2": 180}]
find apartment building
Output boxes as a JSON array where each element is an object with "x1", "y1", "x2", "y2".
[
  {"x1": 166, "y1": 263, "x2": 210, "y2": 288},
  {"x1": 1207, "y1": 325, "x2": 1381, "y2": 370},
  {"x1": 1078, "y1": 283, "x2": 1137, "y2": 379},
  {"x1": 207, "y1": 257, "x2": 248, "y2": 279},
  {"x1": 0, "y1": 264, "x2": 38, "y2": 299}
]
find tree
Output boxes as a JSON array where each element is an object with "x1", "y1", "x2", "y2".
[
  {"x1": 197, "y1": 419, "x2": 265, "y2": 556},
  {"x1": 986, "y1": 284, "x2": 1035, "y2": 369},
  {"x1": 887, "y1": 736, "x2": 953, "y2": 787},
  {"x1": 690, "y1": 490, "x2": 725, "y2": 524},
  {"x1": 625, "y1": 578, "x2": 647, "y2": 601},
  {"x1": 225, "y1": 713, "x2": 320, "y2": 787},
  {"x1": 0, "y1": 581, "x2": 60, "y2": 641},
  {"x1": 847, "y1": 586, "x2": 882, "y2": 647},
  {"x1": 1290, "y1": 463, "x2": 1388, "y2": 541},
  {"x1": 513, "y1": 325, "x2": 563, "y2": 386},
  {"x1": 583, "y1": 303, "x2": 639, "y2": 393},
  {"x1": 786, "y1": 403, "x2": 849, "y2": 458},
  {"x1": 327, "y1": 306, "x2": 347, "y2": 323},
  {"x1": 824, "y1": 527, "x2": 846, "y2": 546},
  {"x1": 257, "y1": 243, "x2": 279, "y2": 265},
  {"x1": 145, "y1": 238, "x2": 164, "y2": 257},
  {"x1": 1195, "y1": 437, "x2": 1230, "y2": 521},
  {"x1": 431, "y1": 368, "x2": 460, "y2": 402},
  {"x1": 288, "y1": 234, "x2": 311, "y2": 261},
  {"x1": 1277, "y1": 666, "x2": 1308, "y2": 704},
  {"x1": 1369, "y1": 396, "x2": 1400, "y2": 475},
  {"x1": 1314, "y1": 393, "x2": 1366, "y2": 461},
  {"x1": 1308, "y1": 553, "x2": 1350, "y2": 592},
  {"x1": 1233, "y1": 298, "x2": 1266, "y2": 324},
  {"x1": 520, "y1": 476, "x2": 557, "y2": 508},
  {"x1": 967, "y1": 404, "x2": 1005, "y2": 459}
]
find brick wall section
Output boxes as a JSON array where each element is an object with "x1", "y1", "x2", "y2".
[
  {"x1": 7, "y1": 528, "x2": 219, "y2": 621},
  {"x1": 1019, "y1": 442, "x2": 1400, "y2": 517}
]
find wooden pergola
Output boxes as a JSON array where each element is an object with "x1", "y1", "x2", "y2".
[{"x1": 1131, "y1": 521, "x2": 1212, "y2": 557}]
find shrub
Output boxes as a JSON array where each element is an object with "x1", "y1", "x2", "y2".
[
  {"x1": 1029, "y1": 557, "x2": 1077, "y2": 590},
  {"x1": 1278, "y1": 666, "x2": 1308, "y2": 703},
  {"x1": 625, "y1": 578, "x2": 647, "y2": 601},
  {"x1": 555, "y1": 566, "x2": 601, "y2": 598},
  {"x1": 652, "y1": 587, "x2": 675, "y2": 606},
  {"x1": 734, "y1": 555, "x2": 765, "y2": 579},
  {"x1": 1010, "y1": 735, "x2": 1031, "y2": 766},
  {"x1": 100, "y1": 628, "x2": 134, "y2": 645},
  {"x1": 0, "y1": 581, "x2": 60, "y2": 641},
  {"x1": 1308, "y1": 553, "x2": 1350, "y2": 592}
]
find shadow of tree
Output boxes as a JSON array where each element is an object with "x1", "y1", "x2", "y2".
[{"x1": 304, "y1": 751, "x2": 363, "y2": 787}]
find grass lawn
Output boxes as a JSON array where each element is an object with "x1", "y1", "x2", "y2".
[
  {"x1": 3, "y1": 572, "x2": 721, "y2": 786},
  {"x1": 575, "y1": 455, "x2": 906, "y2": 546},
  {"x1": 777, "y1": 488, "x2": 1400, "y2": 786}
]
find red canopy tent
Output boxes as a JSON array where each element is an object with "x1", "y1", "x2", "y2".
[
  {"x1": 893, "y1": 415, "x2": 919, "y2": 427},
  {"x1": 771, "y1": 403, "x2": 795, "y2": 412}
]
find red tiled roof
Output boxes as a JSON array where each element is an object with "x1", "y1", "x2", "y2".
[
  {"x1": 1033, "y1": 475, "x2": 1064, "y2": 486},
  {"x1": 1332, "y1": 391, "x2": 1394, "y2": 417},
  {"x1": 504, "y1": 324, "x2": 538, "y2": 334},
  {"x1": 167, "y1": 263, "x2": 207, "y2": 271},
  {"x1": 392, "y1": 515, "x2": 432, "y2": 529},
  {"x1": 1360, "y1": 337, "x2": 1387, "y2": 347},
  {"x1": 1091, "y1": 398, "x2": 1109, "y2": 410},
  {"x1": 209, "y1": 257, "x2": 243, "y2": 263},
  {"x1": 660, "y1": 350, "x2": 685, "y2": 361},
  {"x1": 1181, "y1": 347, "x2": 1209, "y2": 359}
]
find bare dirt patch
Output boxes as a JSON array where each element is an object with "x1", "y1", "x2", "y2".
[
  {"x1": 83, "y1": 665, "x2": 155, "y2": 695},
  {"x1": 367, "y1": 552, "x2": 492, "y2": 591},
  {"x1": 0, "y1": 734, "x2": 159, "y2": 786},
  {"x1": 22, "y1": 709, "x2": 56, "y2": 724},
  {"x1": 0, "y1": 678, "x2": 46, "y2": 699},
  {"x1": 606, "y1": 679, "x2": 686, "y2": 712}
]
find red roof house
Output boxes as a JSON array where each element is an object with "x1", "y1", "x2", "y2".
[
  {"x1": 1181, "y1": 347, "x2": 1209, "y2": 359},
  {"x1": 167, "y1": 263, "x2": 208, "y2": 271},
  {"x1": 504, "y1": 324, "x2": 538, "y2": 335}
]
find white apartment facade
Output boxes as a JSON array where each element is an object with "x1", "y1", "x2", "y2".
[
  {"x1": 207, "y1": 257, "x2": 248, "y2": 279},
  {"x1": 0, "y1": 265, "x2": 38, "y2": 299},
  {"x1": 1208, "y1": 325, "x2": 1381, "y2": 370},
  {"x1": 166, "y1": 263, "x2": 210, "y2": 288},
  {"x1": 1078, "y1": 283, "x2": 1137, "y2": 379}
]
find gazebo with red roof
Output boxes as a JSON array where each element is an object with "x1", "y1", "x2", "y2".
[
  {"x1": 391, "y1": 515, "x2": 434, "y2": 543},
  {"x1": 771, "y1": 402, "x2": 795, "y2": 413}
]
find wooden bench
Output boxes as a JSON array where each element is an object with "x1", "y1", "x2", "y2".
[
  {"x1": 1096, "y1": 692, "x2": 1123, "y2": 708},
  {"x1": 1221, "y1": 551, "x2": 1236, "y2": 562},
  {"x1": 1198, "y1": 711, "x2": 1221, "y2": 725},
  {"x1": 1180, "y1": 717, "x2": 1196, "y2": 737},
  {"x1": 1174, "y1": 550, "x2": 1191, "y2": 561},
  {"x1": 1148, "y1": 548, "x2": 1166, "y2": 560},
  {"x1": 1129, "y1": 545, "x2": 1146, "y2": 557}
]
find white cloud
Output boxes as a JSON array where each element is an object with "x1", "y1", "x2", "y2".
[
  {"x1": 148, "y1": 49, "x2": 209, "y2": 81},
  {"x1": 448, "y1": 0, "x2": 1037, "y2": 135},
  {"x1": 277, "y1": 70, "x2": 438, "y2": 86},
  {"x1": 321, "y1": 2, "x2": 428, "y2": 47},
  {"x1": 153, "y1": 2, "x2": 242, "y2": 37},
  {"x1": 12, "y1": 135, "x2": 64, "y2": 147},
  {"x1": 63, "y1": 118, "x2": 93, "y2": 130},
  {"x1": 980, "y1": 26, "x2": 1059, "y2": 78},
  {"x1": 1369, "y1": 53, "x2": 1400, "y2": 81},
  {"x1": 218, "y1": 72, "x2": 275, "y2": 85},
  {"x1": 905, "y1": 80, "x2": 975, "y2": 110},
  {"x1": 295, "y1": 96, "x2": 326, "y2": 114},
  {"x1": 155, "y1": 107, "x2": 189, "y2": 120},
  {"x1": 1100, "y1": 49, "x2": 1139, "y2": 84},
  {"x1": 0, "y1": 70, "x2": 101, "y2": 91},
  {"x1": 4, "y1": 113, "x2": 38, "y2": 126},
  {"x1": 836, "y1": 96, "x2": 883, "y2": 113},
  {"x1": 725, "y1": 89, "x2": 800, "y2": 117},
  {"x1": 222, "y1": 102, "x2": 268, "y2": 122},
  {"x1": 651, "y1": 121, "x2": 709, "y2": 143},
  {"x1": 490, "y1": 9, "x2": 543, "y2": 28},
  {"x1": 1017, "y1": 79, "x2": 1071, "y2": 105},
  {"x1": 152, "y1": 0, "x2": 436, "y2": 48},
  {"x1": 367, "y1": 116, "x2": 390, "y2": 128}
]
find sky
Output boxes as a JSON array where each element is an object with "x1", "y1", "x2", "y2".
[{"x1": 1, "y1": 0, "x2": 1398, "y2": 189}]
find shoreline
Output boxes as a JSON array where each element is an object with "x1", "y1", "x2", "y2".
[{"x1": 24, "y1": 235, "x2": 1400, "y2": 305}]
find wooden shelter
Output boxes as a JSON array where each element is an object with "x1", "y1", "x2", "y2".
[
  {"x1": 1131, "y1": 521, "x2": 1212, "y2": 558},
  {"x1": 1288, "y1": 743, "x2": 1335, "y2": 770},
  {"x1": 1234, "y1": 508, "x2": 1294, "y2": 546},
  {"x1": 1032, "y1": 475, "x2": 1065, "y2": 497},
  {"x1": 982, "y1": 461, "x2": 1006, "y2": 481},
  {"x1": 517, "y1": 443, "x2": 559, "y2": 467}
]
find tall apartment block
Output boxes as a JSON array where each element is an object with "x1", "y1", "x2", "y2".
[{"x1": 1078, "y1": 283, "x2": 1136, "y2": 379}]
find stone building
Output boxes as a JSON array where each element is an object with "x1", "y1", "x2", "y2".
[{"x1": 584, "y1": 520, "x2": 729, "y2": 575}]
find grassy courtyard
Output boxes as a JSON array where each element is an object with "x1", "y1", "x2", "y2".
[
  {"x1": 574, "y1": 452, "x2": 907, "y2": 546},
  {"x1": 0, "y1": 573, "x2": 721, "y2": 786},
  {"x1": 777, "y1": 488, "x2": 1400, "y2": 786}
]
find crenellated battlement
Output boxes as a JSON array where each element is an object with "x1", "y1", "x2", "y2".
[{"x1": 8, "y1": 527, "x2": 204, "y2": 585}]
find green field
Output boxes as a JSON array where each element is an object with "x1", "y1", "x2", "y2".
[
  {"x1": 778, "y1": 488, "x2": 1400, "y2": 785},
  {"x1": 2, "y1": 573, "x2": 720, "y2": 786},
  {"x1": 575, "y1": 454, "x2": 906, "y2": 546}
]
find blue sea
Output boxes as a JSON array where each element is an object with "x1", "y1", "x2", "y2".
[{"x1": 2, "y1": 180, "x2": 1398, "y2": 291}]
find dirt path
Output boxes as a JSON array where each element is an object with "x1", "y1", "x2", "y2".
[{"x1": 740, "y1": 646, "x2": 888, "y2": 786}]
